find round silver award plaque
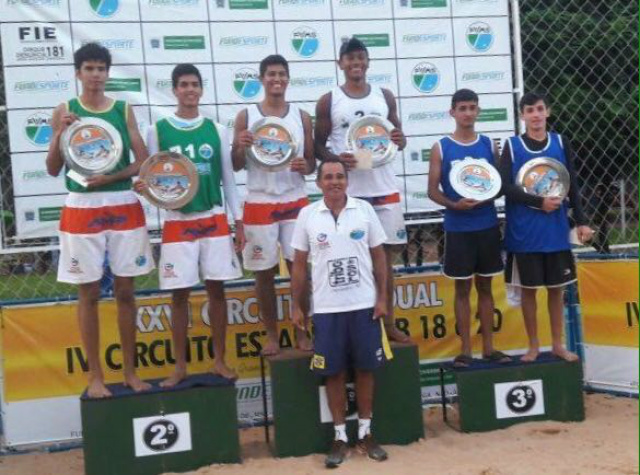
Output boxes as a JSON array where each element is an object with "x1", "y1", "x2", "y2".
[
  {"x1": 139, "y1": 152, "x2": 199, "y2": 210},
  {"x1": 345, "y1": 116, "x2": 397, "y2": 168},
  {"x1": 246, "y1": 117, "x2": 298, "y2": 171},
  {"x1": 515, "y1": 157, "x2": 570, "y2": 200},
  {"x1": 60, "y1": 117, "x2": 122, "y2": 176},
  {"x1": 449, "y1": 157, "x2": 502, "y2": 200}
]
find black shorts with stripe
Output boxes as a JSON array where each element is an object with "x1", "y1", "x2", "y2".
[
  {"x1": 443, "y1": 226, "x2": 503, "y2": 279},
  {"x1": 505, "y1": 250, "x2": 577, "y2": 288}
]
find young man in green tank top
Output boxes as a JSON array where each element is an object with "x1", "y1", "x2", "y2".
[
  {"x1": 46, "y1": 43, "x2": 153, "y2": 398},
  {"x1": 138, "y1": 64, "x2": 245, "y2": 385}
]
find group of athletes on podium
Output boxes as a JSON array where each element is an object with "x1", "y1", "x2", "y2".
[{"x1": 45, "y1": 39, "x2": 593, "y2": 467}]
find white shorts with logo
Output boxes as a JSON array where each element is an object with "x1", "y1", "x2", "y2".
[
  {"x1": 159, "y1": 207, "x2": 242, "y2": 290},
  {"x1": 242, "y1": 190, "x2": 309, "y2": 271},
  {"x1": 57, "y1": 191, "x2": 155, "y2": 284},
  {"x1": 356, "y1": 193, "x2": 407, "y2": 245}
]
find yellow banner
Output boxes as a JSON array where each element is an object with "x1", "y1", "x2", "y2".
[
  {"x1": 1, "y1": 273, "x2": 550, "y2": 402},
  {"x1": 577, "y1": 260, "x2": 639, "y2": 348}
]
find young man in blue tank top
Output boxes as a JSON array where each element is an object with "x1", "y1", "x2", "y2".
[
  {"x1": 428, "y1": 89, "x2": 510, "y2": 367},
  {"x1": 499, "y1": 92, "x2": 594, "y2": 362}
]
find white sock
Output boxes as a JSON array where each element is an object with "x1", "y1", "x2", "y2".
[
  {"x1": 358, "y1": 418, "x2": 371, "y2": 440},
  {"x1": 334, "y1": 424, "x2": 348, "y2": 443}
]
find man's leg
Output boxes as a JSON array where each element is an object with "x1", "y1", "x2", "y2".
[
  {"x1": 161, "y1": 287, "x2": 191, "y2": 387},
  {"x1": 325, "y1": 370, "x2": 349, "y2": 468},
  {"x1": 548, "y1": 286, "x2": 579, "y2": 361},
  {"x1": 78, "y1": 281, "x2": 111, "y2": 398},
  {"x1": 206, "y1": 280, "x2": 238, "y2": 379},
  {"x1": 113, "y1": 276, "x2": 151, "y2": 392},
  {"x1": 454, "y1": 278, "x2": 473, "y2": 359},
  {"x1": 255, "y1": 266, "x2": 281, "y2": 356},
  {"x1": 475, "y1": 276, "x2": 496, "y2": 356},
  {"x1": 521, "y1": 287, "x2": 540, "y2": 362},
  {"x1": 285, "y1": 259, "x2": 312, "y2": 351},
  {"x1": 383, "y1": 244, "x2": 411, "y2": 343}
]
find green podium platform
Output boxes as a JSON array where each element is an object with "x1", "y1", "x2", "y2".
[
  {"x1": 261, "y1": 343, "x2": 424, "y2": 458},
  {"x1": 81, "y1": 373, "x2": 240, "y2": 475},
  {"x1": 441, "y1": 352, "x2": 585, "y2": 432}
]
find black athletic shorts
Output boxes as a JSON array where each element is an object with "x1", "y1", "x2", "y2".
[
  {"x1": 443, "y1": 226, "x2": 503, "y2": 279},
  {"x1": 505, "y1": 250, "x2": 577, "y2": 288}
]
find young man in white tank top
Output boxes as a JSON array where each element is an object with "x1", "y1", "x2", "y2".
[
  {"x1": 232, "y1": 55, "x2": 316, "y2": 355},
  {"x1": 314, "y1": 38, "x2": 410, "y2": 343}
]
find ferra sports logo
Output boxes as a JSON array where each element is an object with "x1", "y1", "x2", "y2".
[
  {"x1": 233, "y1": 68, "x2": 262, "y2": 99},
  {"x1": 411, "y1": 62, "x2": 439, "y2": 93},
  {"x1": 89, "y1": 0, "x2": 119, "y2": 18},
  {"x1": 24, "y1": 112, "x2": 53, "y2": 146},
  {"x1": 291, "y1": 26, "x2": 319, "y2": 58},
  {"x1": 466, "y1": 22, "x2": 494, "y2": 52}
]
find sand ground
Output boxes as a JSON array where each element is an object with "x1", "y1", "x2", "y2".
[{"x1": 0, "y1": 393, "x2": 637, "y2": 475}]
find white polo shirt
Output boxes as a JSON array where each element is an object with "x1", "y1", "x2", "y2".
[{"x1": 291, "y1": 196, "x2": 387, "y2": 314}]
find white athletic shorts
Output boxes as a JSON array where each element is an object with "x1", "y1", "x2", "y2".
[
  {"x1": 357, "y1": 193, "x2": 407, "y2": 245},
  {"x1": 57, "y1": 191, "x2": 154, "y2": 284},
  {"x1": 159, "y1": 207, "x2": 242, "y2": 290},
  {"x1": 242, "y1": 191, "x2": 309, "y2": 271}
]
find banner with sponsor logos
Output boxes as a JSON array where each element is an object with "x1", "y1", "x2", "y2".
[
  {"x1": 1, "y1": 0, "x2": 518, "y2": 242},
  {"x1": 0, "y1": 272, "x2": 549, "y2": 446},
  {"x1": 577, "y1": 260, "x2": 639, "y2": 394}
]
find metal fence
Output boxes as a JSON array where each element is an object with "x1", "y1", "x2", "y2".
[{"x1": 0, "y1": 0, "x2": 637, "y2": 302}]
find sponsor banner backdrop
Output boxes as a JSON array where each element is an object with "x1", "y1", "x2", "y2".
[
  {"x1": 11, "y1": 153, "x2": 66, "y2": 197},
  {"x1": 14, "y1": 194, "x2": 67, "y2": 239},
  {"x1": 1, "y1": 0, "x2": 517, "y2": 242},
  {"x1": 577, "y1": 260, "x2": 639, "y2": 393}
]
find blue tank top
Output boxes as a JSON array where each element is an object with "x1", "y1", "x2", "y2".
[
  {"x1": 504, "y1": 132, "x2": 571, "y2": 253},
  {"x1": 439, "y1": 134, "x2": 498, "y2": 232}
]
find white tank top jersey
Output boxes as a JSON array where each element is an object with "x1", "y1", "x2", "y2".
[
  {"x1": 328, "y1": 85, "x2": 399, "y2": 198},
  {"x1": 245, "y1": 103, "x2": 306, "y2": 196}
]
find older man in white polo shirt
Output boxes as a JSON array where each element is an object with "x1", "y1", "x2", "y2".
[{"x1": 291, "y1": 159, "x2": 393, "y2": 468}]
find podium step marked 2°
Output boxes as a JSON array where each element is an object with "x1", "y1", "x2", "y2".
[{"x1": 81, "y1": 373, "x2": 240, "y2": 475}]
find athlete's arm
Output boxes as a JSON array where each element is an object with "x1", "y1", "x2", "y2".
[
  {"x1": 370, "y1": 244, "x2": 388, "y2": 321},
  {"x1": 218, "y1": 124, "x2": 243, "y2": 221},
  {"x1": 382, "y1": 88, "x2": 406, "y2": 151},
  {"x1": 301, "y1": 111, "x2": 316, "y2": 174},
  {"x1": 231, "y1": 109, "x2": 251, "y2": 172},
  {"x1": 314, "y1": 92, "x2": 338, "y2": 161},
  {"x1": 146, "y1": 123, "x2": 159, "y2": 156},
  {"x1": 562, "y1": 138, "x2": 588, "y2": 225},
  {"x1": 46, "y1": 103, "x2": 78, "y2": 177},
  {"x1": 291, "y1": 248, "x2": 309, "y2": 330},
  {"x1": 427, "y1": 142, "x2": 478, "y2": 210}
]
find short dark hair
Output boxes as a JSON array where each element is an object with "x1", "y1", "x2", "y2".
[
  {"x1": 339, "y1": 37, "x2": 368, "y2": 60},
  {"x1": 317, "y1": 159, "x2": 348, "y2": 180},
  {"x1": 519, "y1": 92, "x2": 549, "y2": 111},
  {"x1": 171, "y1": 63, "x2": 202, "y2": 89},
  {"x1": 74, "y1": 43, "x2": 111, "y2": 71},
  {"x1": 451, "y1": 88, "x2": 479, "y2": 109},
  {"x1": 259, "y1": 54, "x2": 289, "y2": 78}
]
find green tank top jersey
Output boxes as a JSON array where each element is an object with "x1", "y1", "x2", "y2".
[
  {"x1": 155, "y1": 117, "x2": 223, "y2": 214},
  {"x1": 65, "y1": 98, "x2": 133, "y2": 193}
]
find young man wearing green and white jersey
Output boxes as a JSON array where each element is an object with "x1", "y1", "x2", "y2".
[{"x1": 140, "y1": 64, "x2": 245, "y2": 385}]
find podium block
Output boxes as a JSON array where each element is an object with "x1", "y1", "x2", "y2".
[
  {"x1": 265, "y1": 343, "x2": 424, "y2": 458},
  {"x1": 81, "y1": 374, "x2": 240, "y2": 475},
  {"x1": 443, "y1": 352, "x2": 585, "y2": 433}
]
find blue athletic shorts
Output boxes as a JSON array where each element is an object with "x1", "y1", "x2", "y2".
[{"x1": 310, "y1": 307, "x2": 393, "y2": 376}]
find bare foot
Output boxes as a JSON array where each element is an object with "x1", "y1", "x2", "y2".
[
  {"x1": 552, "y1": 347, "x2": 579, "y2": 362},
  {"x1": 385, "y1": 323, "x2": 411, "y2": 343},
  {"x1": 295, "y1": 328, "x2": 314, "y2": 352},
  {"x1": 521, "y1": 348, "x2": 540, "y2": 362},
  {"x1": 124, "y1": 374, "x2": 152, "y2": 392},
  {"x1": 87, "y1": 379, "x2": 112, "y2": 398},
  {"x1": 211, "y1": 361, "x2": 238, "y2": 380},
  {"x1": 160, "y1": 369, "x2": 187, "y2": 388},
  {"x1": 261, "y1": 338, "x2": 280, "y2": 356}
]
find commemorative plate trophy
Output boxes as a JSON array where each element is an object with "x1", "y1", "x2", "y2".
[
  {"x1": 139, "y1": 151, "x2": 199, "y2": 210},
  {"x1": 246, "y1": 117, "x2": 298, "y2": 172},
  {"x1": 515, "y1": 157, "x2": 570, "y2": 200},
  {"x1": 60, "y1": 117, "x2": 122, "y2": 187},
  {"x1": 345, "y1": 116, "x2": 397, "y2": 170},
  {"x1": 449, "y1": 156, "x2": 502, "y2": 201}
]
